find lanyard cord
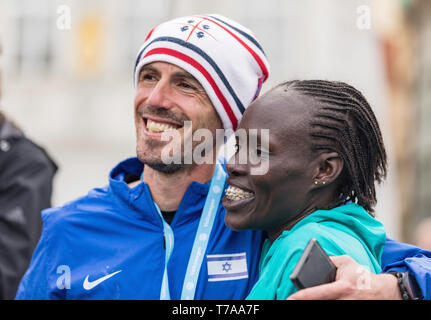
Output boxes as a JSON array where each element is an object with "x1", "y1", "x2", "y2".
[
  {"x1": 181, "y1": 164, "x2": 226, "y2": 300},
  {"x1": 153, "y1": 202, "x2": 174, "y2": 300},
  {"x1": 151, "y1": 164, "x2": 226, "y2": 300}
]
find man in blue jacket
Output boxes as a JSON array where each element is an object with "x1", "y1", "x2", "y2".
[
  {"x1": 16, "y1": 14, "x2": 431, "y2": 300},
  {"x1": 16, "y1": 14, "x2": 270, "y2": 300}
]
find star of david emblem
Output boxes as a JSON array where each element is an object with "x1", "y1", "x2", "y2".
[{"x1": 222, "y1": 262, "x2": 232, "y2": 272}]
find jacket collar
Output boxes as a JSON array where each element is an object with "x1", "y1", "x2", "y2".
[{"x1": 108, "y1": 157, "x2": 217, "y2": 225}]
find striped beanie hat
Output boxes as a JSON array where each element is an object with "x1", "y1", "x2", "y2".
[{"x1": 133, "y1": 14, "x2": 270, "y2": 134}]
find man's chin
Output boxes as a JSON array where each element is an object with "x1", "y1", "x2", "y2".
[{"x1": 140, "y1": 158, "x2": 185, "y2": 174}]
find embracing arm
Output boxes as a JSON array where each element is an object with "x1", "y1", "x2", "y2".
[
  {"x1": 381, "y1": 237, "x2": 430, "y2": 299},
  {"x1": 288, "y1": 255, "x2": 401, "y2": 300},
  {"x1": 288, "y1": 237, "x2": 431, "y2": 300}
]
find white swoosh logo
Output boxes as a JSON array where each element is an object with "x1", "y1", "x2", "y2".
[{"x1": 83, "y1": 270, "x2": 122, "y2": 290}]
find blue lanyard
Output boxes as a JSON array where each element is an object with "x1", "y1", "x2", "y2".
[
  {"x1": 153, "y1": 202, "x2": 175, "y2": 300},
  {"x1": 181, "y1": 163, "x2": 226, "y2": 300},
  {"x1": 151, "y1": 163, "x2": 226, "y2": 300}
]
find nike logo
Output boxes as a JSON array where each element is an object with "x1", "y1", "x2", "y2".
[{"x1": 83, "y1": 270, "x2": 122, "y2": 290}]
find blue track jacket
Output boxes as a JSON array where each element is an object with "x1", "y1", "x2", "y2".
[
  {"x1": 15, "y1": 158, "x2": 431, "y2": 299},
  {"x1": 15, "y1": 158, "x2": 263, "y2": 299}
]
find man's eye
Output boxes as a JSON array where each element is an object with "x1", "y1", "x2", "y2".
[
  {"x1": 178, "y1": 81, "x2": 196, "y2": 90},
  {"x1": 140, "y1": 73, "x2": 156, "y2": 82}
]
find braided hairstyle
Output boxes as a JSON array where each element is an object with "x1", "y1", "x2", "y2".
[{"x1": 279, "y1": 80, "x2": 387, "y2": 215}]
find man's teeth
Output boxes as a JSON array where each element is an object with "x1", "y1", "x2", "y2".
[
  {"x1": 225, "y1": 185, "x2": 254, "y2": 201},
  {"x1": 146, "y1": 119, "x2": 178, "y2": 133}
]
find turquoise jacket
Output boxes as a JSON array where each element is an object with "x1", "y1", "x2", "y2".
[{"x1": 247, "y1": 203, "x2": 386, "y2": 300}]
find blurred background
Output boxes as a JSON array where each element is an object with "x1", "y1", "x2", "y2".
[{"x1": 0, "y1": 0, "x2": 430, "y2": 245}]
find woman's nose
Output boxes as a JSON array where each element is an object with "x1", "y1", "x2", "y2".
[{"x1": 226, "y1": 152, "x2": 249, "y2": 177}]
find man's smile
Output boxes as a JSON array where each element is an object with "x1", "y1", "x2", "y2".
[
  {"x1": 144, "y1": 118, "x2": 182, "y2": 134},
  {"x1": 140, "y1": 114, "x2": 185, "y2": 138}
]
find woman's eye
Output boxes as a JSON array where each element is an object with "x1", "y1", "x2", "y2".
[{"x1": 257, "y1": 148, "x2": 270, "y2": 159}]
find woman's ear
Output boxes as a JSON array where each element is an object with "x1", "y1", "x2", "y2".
[{"x1": 312, "y1": 152, "x2": 343, "y2": 188}]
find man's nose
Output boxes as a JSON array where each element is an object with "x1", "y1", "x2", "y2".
[{"x1": 145, "y1": 78, "x2": 173, "y2": 108}]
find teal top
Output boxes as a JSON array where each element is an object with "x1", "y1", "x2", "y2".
[{"x1": 246, "y1": 203, "x2": 386, "y2": 300}]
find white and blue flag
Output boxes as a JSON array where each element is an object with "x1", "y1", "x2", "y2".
[{"x1": 207, "y1": 252, "x2": 248, "y2": 282}]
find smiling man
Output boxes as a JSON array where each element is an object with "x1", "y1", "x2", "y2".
[
  {"x1": 135, "y1": 62, "x2": 221, "y2": 175},
  {"x1": 133, "y1": 61, "x2": 225, "y2": 212},
  {"x1": 15, "y1": 14, "x2": 270, "y2": 300}
]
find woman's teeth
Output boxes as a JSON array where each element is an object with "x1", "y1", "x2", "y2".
[
  {"x1": 146, "y1": 119, "x2": 178, "y2": 133},
  {"x1": 225, "y1": 185, "x2": 254, "y2": 201}
]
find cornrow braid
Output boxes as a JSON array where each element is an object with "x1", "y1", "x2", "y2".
[{"x1": 279, "y1": 80, "x2": 387, "y2": 215}]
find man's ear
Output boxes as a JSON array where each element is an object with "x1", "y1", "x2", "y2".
[{"x1": 312, "y1": 152, "x2": 343, "y2": 188}]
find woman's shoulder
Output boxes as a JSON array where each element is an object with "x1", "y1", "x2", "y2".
[
  {"x1": 276, "y1": 221, "x2": 347, "y2": 257},
  {"x1": 285, "y1": 204, "x2": 385, "y2": 251},
  {"x1": 275, "y1": 206, "x2": 386, "y2": 273}
]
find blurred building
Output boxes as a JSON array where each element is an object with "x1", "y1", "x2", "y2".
[
  {"x1": 1, "y1": 0, "x2": 429, "y2": 241},
  {"x1": 405, "y1": 0, "x2": 431, "y2": 242}
]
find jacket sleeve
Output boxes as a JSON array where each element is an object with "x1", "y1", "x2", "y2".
[
  {"x1": 0, "y1": 137, "x2": 57, "y2": 299},
  {"x1": 14, "y1": 218, "x2": 53, "y2": 300},
  {"x1": 381, "y1": 237, "x2": 431, "y2": 300}
]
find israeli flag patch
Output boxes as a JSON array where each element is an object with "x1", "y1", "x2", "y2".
[{"x1": 207, "y1": 252, "x2": 248, "y2": 282}]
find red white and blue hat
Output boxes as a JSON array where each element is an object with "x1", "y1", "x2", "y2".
[{"x1": 134, "y1": 14, "x2": 270, "y2": 134}]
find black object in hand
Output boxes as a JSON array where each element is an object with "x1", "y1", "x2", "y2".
[{"x1": 289, "y1": 238, "x2": 337, "y2": 290}]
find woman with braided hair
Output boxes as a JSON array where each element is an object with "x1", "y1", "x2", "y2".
[{"x1": 222, "y1": 80, "x2": 389, "y2": 299}]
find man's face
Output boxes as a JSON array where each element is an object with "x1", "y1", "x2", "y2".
[
  {"x1": 223, "y1": 87, "x2": 317, "y2": 231},
  {"x1": 134, "y1": 61, "x2": 222, "y2": 173}
]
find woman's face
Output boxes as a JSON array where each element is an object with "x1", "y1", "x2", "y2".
[{"x1": 223, "y1": 87, "x2": 319, "y2": 232}]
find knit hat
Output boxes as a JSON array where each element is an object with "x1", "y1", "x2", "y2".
[{"x1": 133, "y1": 14, "x2": 270, "y2": 134}]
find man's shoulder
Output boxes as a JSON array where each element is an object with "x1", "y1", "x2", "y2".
[{"x1": 41, "y1": 185, "x2": 118, "y2": 231}]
